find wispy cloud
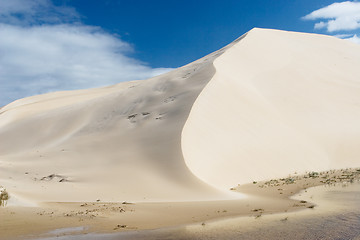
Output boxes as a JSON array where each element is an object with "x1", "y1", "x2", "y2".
[
  {"x1": 333, "y1": 33, "x2": 354, "y2": 38},
  {"x1": 333, "y1": 32, "x2": 360, "y2": 44},
  {"x1": 303, "y1": 1, "x2": 360, "y2": 32},
  {"x1": 0, "y1": 0, "x2": 80, "y2": 25},
  {"x1": 302, "y1": 1, "x2": 360, "y2": 45},
  {"x1": 345, "y1": 34, "x2": 360, "y2": 43},
  {"x1": 0, "y1": 0, "x2": 172, "y2": 106}
]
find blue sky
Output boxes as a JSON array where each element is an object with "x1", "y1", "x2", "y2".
[
  {"x1": 63, "y1": 0, "x2": 355, "y2": 67},
  {"x1": 1, "y1": 0, "x2": 360, "y2": 106}
]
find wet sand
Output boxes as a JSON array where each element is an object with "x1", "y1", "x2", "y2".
[
  {"x1": 31, "y1": 181, "x2": 360, "y2": 240},
  {"x1": 1, "y1": 168, "x2": 359, "y2": 240}
]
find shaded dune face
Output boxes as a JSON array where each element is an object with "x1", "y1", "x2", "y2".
[
  {"x1": 0, "y1": 37, "x2": 244, "y2": 203},
  {"x1": 182, "y1": 28, "x2": 360, "y2": 189}
]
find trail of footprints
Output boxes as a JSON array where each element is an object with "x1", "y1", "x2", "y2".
[
  {"x1": 126, "y1": 95, "x2": 179, "y2": 123},
  {"x1": 126, "y1": 112, "x2": 165, "y2": 123}
]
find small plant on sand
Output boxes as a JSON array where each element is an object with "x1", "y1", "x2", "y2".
[
  {"x1": 0, "y1": 187, "x2": 10, "y2": 207},
  {"x1": 308, "y1": 172, "x2": 319, "y2": 178},
  {"x1": 284, "y1": 177, "x2": 295, "y2": 184}
]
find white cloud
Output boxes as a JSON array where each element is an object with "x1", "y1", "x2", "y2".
[
  {"x1": 0, "y1": 0, "x2": 172, "y2": 106},
  {"x1": 0, "y1": 0, "x2": 79, "y2": 25},
  {"x1": 303, "y1": 1, "x2": 360, "y2": 32},
  {"x1": 314, "y1": 21, "x2": 327, "y2": 30},
  {"x1": 333, "y1": 33, "x2": 354, "y2": 38},
  {"x1": 345, "y1": 34, "x2": 360, "y2": 43}
]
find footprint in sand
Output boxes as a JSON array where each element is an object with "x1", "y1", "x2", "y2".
[
  {"x1": 164, "y1": 96, "x2": 176, "y2": 103},
  {"x1": 40, "y1": 174, "x2": 69, "y2": 182}
]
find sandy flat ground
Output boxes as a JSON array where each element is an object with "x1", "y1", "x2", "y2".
[{"x1": 1, "y1": 168, "x2": 359, "y2": 240}]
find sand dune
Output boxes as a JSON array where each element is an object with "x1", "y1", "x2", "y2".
[
  {"x1": 0, "y1": 35, "x2": 242, "y2": 203},
  {"x1": 1, "y1": 28, "x2": 360, "y2": 205},
  {"x1": 182, "y1": 28, "x2": 360, "y2": 189}
]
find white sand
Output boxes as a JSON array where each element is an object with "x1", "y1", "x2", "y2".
[{"x1": 1, "y1": 28, "x2": 360, "y2": 205}]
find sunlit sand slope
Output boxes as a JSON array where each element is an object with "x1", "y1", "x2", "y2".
[{"x1": 182, "y1": 28, "x2": 360, "y2": 189}]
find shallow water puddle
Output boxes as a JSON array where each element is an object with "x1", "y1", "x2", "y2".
[{"x1": 47, "y1": 226, "x2": 87, "y2": 235}]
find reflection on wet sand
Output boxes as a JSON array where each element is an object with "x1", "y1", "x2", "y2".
[{"x1": 35, "y1": 182, "x2": 360, "y2": 240}]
